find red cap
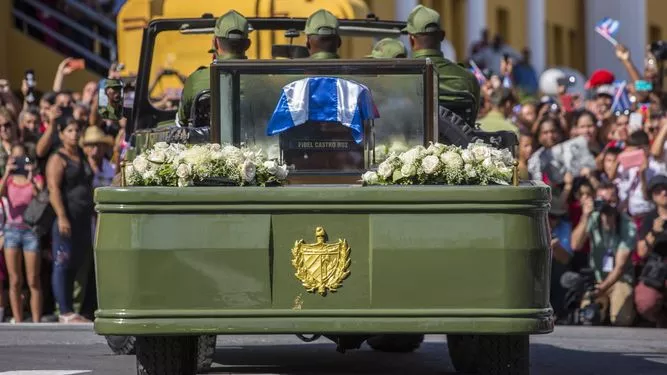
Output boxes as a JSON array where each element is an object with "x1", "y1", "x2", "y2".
[{"x1": 585, "y1": 69, "x2": 615, "y2": 89}]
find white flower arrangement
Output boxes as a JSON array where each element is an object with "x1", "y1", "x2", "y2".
[
  {"x1": 125, "y1": 142, "x2": 289, "y2": 187},
  {"x1": 362, "y1": 141, "x2": 516, "y2": 186},
  {"x1": 374, "y1": 139, "x2": 410, "y2": 163}
]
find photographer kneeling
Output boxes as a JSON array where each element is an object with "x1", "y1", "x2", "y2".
[
  {"x1": 635, "y1": 175, "x2": 667, "y2": 327},
  {"x1": 570, "y1": 182, "x2": 637, "y2": 326}
]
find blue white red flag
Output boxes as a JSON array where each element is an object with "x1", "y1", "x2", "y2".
[
  {"x1": 469, "y1": 60, "x2": 486, "y2": 85},
  {"x1": 595, "y1": 17, "x2": 620, "y2": 46},
  {"x1": 266, "y1": 77, "x2": 379, "y2": 143},
  {"x1": 611, "y1": 81, "x2": 631, "y2": 113}
]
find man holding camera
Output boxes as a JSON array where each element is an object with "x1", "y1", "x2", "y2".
[
  {"x1": 571, "y1": 182, "x2": 637, "y2": 326},
  {"x1": 635, "y1": 175, "x2": 667, "y2": 327}
]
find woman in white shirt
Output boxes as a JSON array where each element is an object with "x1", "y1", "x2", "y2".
[{"x1": 614, "y1": 130, "x2": 665, "y2": 230}]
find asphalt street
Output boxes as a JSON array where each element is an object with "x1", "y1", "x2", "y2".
[{"x1": 0, "y1": 325, "x2": 666, "y2": 375}]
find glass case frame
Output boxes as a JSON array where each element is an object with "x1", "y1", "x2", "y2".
[{"x1": 210, "y1": 59, "x2": 438, "y2": 183}]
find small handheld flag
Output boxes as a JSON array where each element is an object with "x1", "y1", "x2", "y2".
[
  {"x1": 610, "y1": 81, "x2": 631, "y2": 113},
  {"x1": 469, "y1": 60, "x2": 487, "y2": 85},
  {"x1": 595, "y1": 17, "x2": 620, "y2": 46}
]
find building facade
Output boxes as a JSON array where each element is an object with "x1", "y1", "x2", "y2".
[{"x1": 365, "y1": 0, "x2": 666, "y2": 80}]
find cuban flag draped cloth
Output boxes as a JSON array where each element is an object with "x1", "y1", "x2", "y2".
[{"x1": 266, "y1": 77, "x2": 379, "y2": 144}]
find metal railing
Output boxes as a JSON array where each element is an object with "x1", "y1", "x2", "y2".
[
  {"x1": 23, "y1": 0, "x2": 115, "y2": 50},
  {"x1": 12, "y1": 8, "x2": 111, "y2": 70},
  {"x1": 12, "y1": 0, "x2": 117, "y2": 74},
  {"x1": 64, "y1": 0, "x2": 117, "y2": 33}
]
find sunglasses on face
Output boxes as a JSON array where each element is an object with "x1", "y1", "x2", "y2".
[{"x1": 0, "y1": 123, "x2": 11, "y2": 130}]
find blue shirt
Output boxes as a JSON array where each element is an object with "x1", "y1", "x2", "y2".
[
  {"x1": 512, "y1": 63, "x2": 539, "y2": 96},
  {"x1": 552, "y1": 219, "x2": 573, "y2": 255}
]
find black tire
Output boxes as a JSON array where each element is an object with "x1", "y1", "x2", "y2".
[
  {"x1": 136, "y1": 336, "x2": 198, "y2": 375},
  {"x1": 196, "y1": 335, "x2": 217, "y2": 371},
  {"x1": 106, "y1": 335, "x2": 136, "y2": 355},
  {"x1": 366, "y1": 334, "x2": 424, "y2": 353},
  {"x1": 446, "y1": 334, "x2": 479, "y2": 374},
  {"x1": 476, "y1": 335, "x2": 529, "y2": 375}
]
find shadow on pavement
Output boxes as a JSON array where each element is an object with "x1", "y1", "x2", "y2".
[
  {"x1": 531, "y1": 343, "x2": 667, "y2": 375},
  {"x1": 205, "y1": 341, "x2": 667, "y2": 375},
  {"x1": 207, "y1": 341, "x2": 455, "y2": 374}
]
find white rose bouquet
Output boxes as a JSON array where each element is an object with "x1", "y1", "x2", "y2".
[
  {"x1": 125, "y1": 142, "x2": 289, "y2": 187},
  {"x1": 362, "y1": 141, "x2": 515, "y2": 186}
]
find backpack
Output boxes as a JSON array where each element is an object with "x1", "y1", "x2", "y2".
[{"x1": 23, "y1": 189, "x2": 55, "y2": 237}]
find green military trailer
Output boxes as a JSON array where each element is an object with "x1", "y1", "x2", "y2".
[{"x1": 95, "y1": 16, "x2": 553, "y2": 375}]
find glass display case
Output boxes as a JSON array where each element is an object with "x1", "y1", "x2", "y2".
[{"x1": 211, "y1": 60, "x2": 438, "y2": 183}]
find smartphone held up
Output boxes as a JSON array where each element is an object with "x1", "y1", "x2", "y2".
[
  {"x1": 24, "y1": 69, "x2": 37, "y2": 105},
  {"x1": 67, "y1": 59, "x2": 86, "y2": 72},
  {"x1": 617, "y1": 149, "x2": 645, "y2": 170},
  {"x1": 12, "y1": 156, "x2": 31, "y2": 176}
]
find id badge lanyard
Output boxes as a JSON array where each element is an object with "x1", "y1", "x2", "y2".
[{"x1": 598, "y1": 229, "x2": 617, "y2": 282}]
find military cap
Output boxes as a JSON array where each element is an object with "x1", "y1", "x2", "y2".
[
  {"x1": 215, "y1": 10, "x2": 250, "y2": 39},
  {"x1": 367, "y1": 38, "x2": 407, "y2": 58},
  {"x1": 402, "y1": 5, "x2": 442, "y2": 34},
  {"x1": 105, "y1": 79, "x2": 123, "y2": 89},
  {"x1": 305, "y1": 9, "x2": 339, "y2": 36}
]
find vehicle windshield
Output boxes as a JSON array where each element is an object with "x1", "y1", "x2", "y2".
[{"x1": 148, "y1": 30, "x2": 213, "y2": 109}]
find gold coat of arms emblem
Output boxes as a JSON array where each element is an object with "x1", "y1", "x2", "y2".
[{"x1": 291, "y1": 227, "x2": 351, "y2": 296}]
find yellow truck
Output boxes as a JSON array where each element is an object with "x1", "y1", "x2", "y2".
[{"x1": 116, "y1": 0, "x2": 376, "y2": 98}]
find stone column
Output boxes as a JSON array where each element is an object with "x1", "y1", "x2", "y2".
[
  {"x1": 586, "y1": 0, "x2": 646, "y2": 79},
  {"x1": 526, "y1": 0, "x2": 546, "y2": 75},
  {"x1": 466, "y1": 0, "x2": 487, "y2": 59},
  {"x1": 395, "y1": 0, "x2": 418, "y2": 56},
  {"x1": 618, "y1": 0, "x2": 646, "y2": 76}
]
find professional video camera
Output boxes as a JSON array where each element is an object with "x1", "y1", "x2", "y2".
[
  {"x1": 648, "y1": 40, "x2": 667, "y2": 108},
  {"x1": 560, "y1": 269, "x2": 604, "y2": 326},
  {"x1": 640, "y1": 252, "x2": 667, "y2": 290},
  {"x1": 650, "y1": 40, "x2": 667, "y2": 61}
]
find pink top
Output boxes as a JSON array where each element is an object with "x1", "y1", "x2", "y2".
[{"x1": 4, "y1": 175, "x2": 43, "y2": 226}]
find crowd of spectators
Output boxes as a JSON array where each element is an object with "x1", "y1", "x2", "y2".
[
  {"x1": 476, "y1": 41, "x2": 667, "y2": 328},
  {"x1": 1, "y1": 12, "x2": 666, "y2": 329},
  {"x1": 0, "y1": 58, "x2": 124, "y2": 323}
]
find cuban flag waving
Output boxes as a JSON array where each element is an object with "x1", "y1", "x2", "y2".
[
  {"x1": 266, "y1": 77, "x2": 379, "y2": 144},
  {"x1": 468, "y1": 60, "x2": 487, "y2": 85},
  {"x1": 595, "y1": 17, "x2": 620, "y2": 46},
  {"x1": 611, "y1": 81, "x2": 631, "y2": 113}
]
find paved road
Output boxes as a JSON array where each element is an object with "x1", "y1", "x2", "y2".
[{"x1": 0, "y1": 325, "x2": 666, "y2": 375}]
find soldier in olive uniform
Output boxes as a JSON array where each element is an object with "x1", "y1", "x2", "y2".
[
  {"x1": 367, "y1": 38, "x2": 407, "y2": 59},
  {"x1": 98, "y1": 79, "x2": 123, "y2": 121},
  {"x1": 403, "y1": 5, "x2": 480, "y2": 120},
  {"x1": 176, "y1": 10, "x2": 252, "y2": 126},
  {"x1": 305, "y1": 9, "x2": 340, "y2": 59}
]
